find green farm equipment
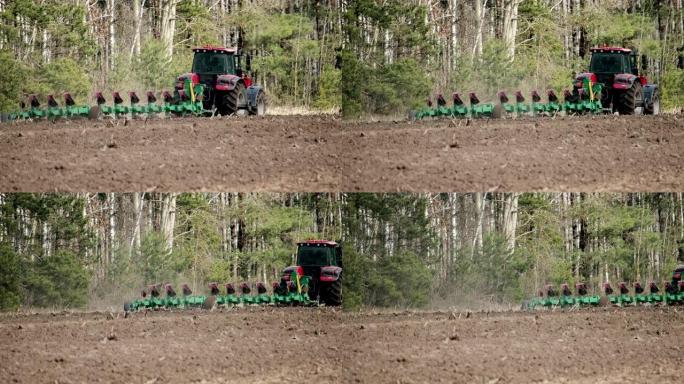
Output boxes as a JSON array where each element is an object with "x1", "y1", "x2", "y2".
[
  {"x1": 123, "y1": 240, "x2": 343, "y2": 313},
  {"x1": 524, "y1": 266, "x2": 684, "y2": 310},
  {"x1": 2, "y1": 45, "x2": 266, "y2": 123},
  {"x1": 411, "y1": 46, "x2": 658, "y2": 121}
]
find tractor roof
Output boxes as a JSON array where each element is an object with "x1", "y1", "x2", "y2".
[
  {"x1": 590, "y1": 46, "x2": 632, "y2": 54},
  {"x1": 298, "y1": 240, "x2": 338, "y2": 247},
  {"x1": 192, "y1": 46, "x2": 238, "y2": 54}
]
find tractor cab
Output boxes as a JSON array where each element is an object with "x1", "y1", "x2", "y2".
[
  {"x1": 175, "y1": 46, "x2": 265, "y2": 116},
  {"x1": 588, "y1": 47, "x2": 640, "y2": 85},
  {"x1": 281, "y1": 240, "x2": 343, "y2": 306},
  {"x1": 572, "y1": 46, "x2": 658, "y2": 115}
]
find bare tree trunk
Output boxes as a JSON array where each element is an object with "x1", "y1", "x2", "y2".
[
  {"x1": 502, "y1": 193, "x2": 519, "y2": 251},
  {"x1": 471, "y1": 192, "x2": 486, "y2": 257},
  {"x1": 160, "y1": 0, "x2": 177, "y2": 58},
  {"x1": 129, "y1": 192, "x2": 144, "y2": 256},
  {"x1": 106, "y1": 0, "x2": 116, "y2": 70},
  {"x1": 107, "y1": 193, "x2": 116, "y2": 274},
  {"x1": 160, "y1": 193, "x2": 177, "y2": 253},
  {"x1": 502, "y1": 0, "x2": 520, "y2": 59},
  {"x1": 130, "y1": 0, "x2": 146, "y2": 58},
  {"x1": 473, "y1": 0, "x2": 486, "y2": 57}
]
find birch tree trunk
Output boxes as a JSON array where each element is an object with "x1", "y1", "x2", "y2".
[
  {"x1": 160, "y1": 193, "x2": 177, "y2": 253},
  {"x1": 473, "y1": 0, "x2": 485, "y2": 57},
  {"x1": 107, "y1": 193, "x2": 116, "y2": 274},
  {"x1": 129, "y1": 192, "x2": 144, "y2": 256},
  {"x1": 502, "y1": 193, "x2": 519, "y2": 251},
  {"x1": 502, "y1": 0, "x2": 520, "y2": 59},
  {"x1": 130, "y1": 0, "x2": 145, "y2": 58},
  {"x1": 106, "y1": 0, "x2": 116, "y2": 70},
  {"x1": 160, "y1": 0, "x2": 177, "y2": 58}
]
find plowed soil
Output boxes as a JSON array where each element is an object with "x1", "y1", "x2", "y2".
[
  {"x1": 1, "y1": 307, "x2": 682, "y2": 383},
  {"x1": 0, "y1": 114, "x2": 682, "y2": 191}
]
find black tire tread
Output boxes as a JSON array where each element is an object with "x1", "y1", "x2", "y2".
[
  {"x1": 250, "y1": 91, "x2": 267, "y2": 116},
  {"x1": 614, "y1": 82, "x2": 641, "y2": 115},
  {"x1": 321, "y1": 277, "x2": 342, "y2": 306},
  {"x1": 644, "y1": 90, "x2": 659, "y2": 115},
  {"x1": 217, "y1": 83, "x2": 245, "y2": 116}
]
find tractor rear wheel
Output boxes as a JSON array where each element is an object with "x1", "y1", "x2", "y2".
[
  {"x1": 614, "y1": 82, "x2": 642, "y2": 115},
  {"x1": 321, "y1": 277, "x2": 342, "y2": 306},
  {"x1": 250, "y1": 91, "x2": 266, "y2": 116},
  {"x1": 218, "y1": 83, "x2": 246, "y2": 116},
  {"x1": 644, "y1": 90, "x2": 660, "y2": 115}
]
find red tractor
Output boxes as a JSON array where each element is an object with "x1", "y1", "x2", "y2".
[
  {"x1": 281, "y1": 240, "x2": 343, "y2": 306},
  {"x1": 572, "y1": 46, "x2": 659, "y2": 115},
  {"x1": 176, "y1": 46, "x2": 266, "y2": 116}
]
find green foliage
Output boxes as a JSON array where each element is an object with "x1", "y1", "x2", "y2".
[
  {"x1": 577, "y1": 8, "x2": 655, "y2": 47},
  {"x1": 138, "y1": 233, "x2": 178, "y2": 283},
  {"x1": 134, "y1": 39, "x2": 176, "y2": 90},
  {"x1": 176, "y1": 0, "x2": 221, "y2": 47},
  {"x1": 34, "y1": 58, "x2": 92, "y2": 102},
  {"x1": 232, "y1": 7, "x2": 323, "y2": 105},
  {"x1": 207, "y1": 259, "x2": 233, "y2": 284},
  {"x1": 24, "y1": 251, "x2": 89, "y2": 308},
  {"x1": 449, "y1": 234, "x2": 530, "y2": 302},
  {"x1": 314, "y1": 66, "x2": 341, "y2": 110},
  {"x1": 367, "y1": 251, "x2": 432, "y2": 307},
  {"x1": 340, "y1": 50, "x2": 364, "y2": 118},
  {"x1": 0, "y1": 51, "x2": 28, "y2": 112},
  {"x1": 340, "y1": 245, "x2": 367, "y2": 310},
  {"x1": 342, "y1": 246, "x2": 431, "y2": 309},
  {"x1": 342, "y1": 57, "x2": 430, "y2": 117},
  {"x1": 0, "y1": 244, "x2": 22, "y2": 311},
  {"x1": 662, "y1": 69, "x2": 684, "y2": 110},
  {"x1": 477, "y1": 40, "x2": 523, "y2": 95},
  {"x1": 343, "y1": 0, "x2": 434, "y2": 117}
]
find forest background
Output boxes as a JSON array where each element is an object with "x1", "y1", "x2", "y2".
[
  {"x1": 1, "y1": 0, "x2": 683, "y2": 116},
  {"x1": 1, "y1": 192, "x2": 683, "y2": 310}
]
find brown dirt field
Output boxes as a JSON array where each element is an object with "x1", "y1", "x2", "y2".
[
  {"x1": 1, "y1": 307, "x2": 682, "y2": 383},
  {"x1": 0, "y1": 114, "x2": 682, "y2": 192}
]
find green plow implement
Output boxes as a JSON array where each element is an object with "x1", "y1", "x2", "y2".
[
  {"x1": 3, "y1": 79, "x2": 210, "y2": 123},
  {"x1": 412, "y1": 78, "x2": 606, "y2": 121},
  {"x1": 414, "y1": 92, "x2": 494, "y2": 119},
  {"x1": 124, "y1": 273, "x2": 317, "y2": 312},
  {"x1": 525, "y1": 280, "x2": 684, "y2": 310}
]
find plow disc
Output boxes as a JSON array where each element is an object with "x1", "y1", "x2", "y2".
[{"x1": 124, "y1": 274, "x2": 317, "y2": 313}]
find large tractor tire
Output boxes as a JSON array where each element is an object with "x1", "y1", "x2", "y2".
[
  {"x1": 249, "y1": 90, "x2": 267, "y2": 116},
  {"x1": 644, "y1": 89, "x2": 660, "y2": 115},
  {"x1": 614, "y1": 82, "x2": 642, "y2": 115},
  {"x1": 218, "y1": 83, "x2": 247, "y2": 116},
  {"x1": 320, "y1": 276, "x2": 342, "y2": 306}
]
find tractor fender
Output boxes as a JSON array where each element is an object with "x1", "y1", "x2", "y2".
[
  {"x1": 612, "y1": 73, "x2": 638, "y2": 90},
  {"x1": 643, "y1": 84, "x2": 658, "y2": 106},
  {"x1": 215, "y1": 74, "x2": 243, "y2": 91},
  {"x1": 320, "y1": 266, "x2": 342, "y2": 282},
  {"x1": 246, "y1": 85, "x2": 264, "y2": 109}
]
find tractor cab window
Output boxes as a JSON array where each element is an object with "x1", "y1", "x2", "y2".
[
  {"x1": 192, "y1": 52, "x2": 235, "y2": 74},
  {"x1": 297, "y1": 246, "x2": 336, "y2": 266},
  {"x1": 590, "y1": 53, "x2": 629, "y2": 74}
]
